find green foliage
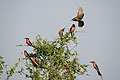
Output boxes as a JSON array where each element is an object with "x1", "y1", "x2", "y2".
[
  {"x1": 16, "y1": 31, "x2": 88, "y2": 80},
  {"x1": 0, "y1": 56, "x2": 7, "y2": 79},
  {"x1": 6, "y1": 61, "x2": 20, "y2": 80}
]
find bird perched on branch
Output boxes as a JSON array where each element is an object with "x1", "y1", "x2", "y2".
[
  {"x1": 24, "y1": 50, "x2": 29, "y2": 57},
  {"x1": 72, "y1": 7, "x2": 84, "y2": 27},
  {"x1": 33, "y1": 57, "x2": 39, "y2": 65},
  {"x1": 23, "y1": 50, "x2": 44, "y2": 68},
  {"x1": 90, "y1": 61, "x2": 103, "y2": 80},
  {"x1": 24, "y1": 50, "x2": 37, "y2": 67},
  {"x1": 25, "y1": 38, "x2": 35, "y2": 48},
  {"x1": 64, "y1": 65, "x2": 69, "y2": 70},
  {"x1": 59, "y1": 28, "x2": 65, "y2": 36},
  {"x1": 32, "y1": 57, "x2": 45, "y2": 68},
  {"x1": 69, "y1": 24, "x2": 76, "y2": 37}
]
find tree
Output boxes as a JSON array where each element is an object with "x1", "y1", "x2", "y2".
[{"x1": 10, "y1": 27, "x2": 88, "y2": 80}]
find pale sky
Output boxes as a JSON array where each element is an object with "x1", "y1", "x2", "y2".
[{"x1": 0, "y1": 0, "x2": 120, "y2": 80}]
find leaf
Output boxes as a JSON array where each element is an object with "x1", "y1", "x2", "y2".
[{"x1": 0, "y1": 71, "x2": 3, "y2": 73}]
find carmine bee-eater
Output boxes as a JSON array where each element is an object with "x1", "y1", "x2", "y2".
[
  {"x1": 72, "y1": 7, "x2": 84, "y2": 27},
  {"x1": 24, "y1": 50, "x2": 29, "y2": 57},
  {"x1": 32, "y1": 57, "x2": 45, "y2": 68},
  {"x1": 90, "y1": 61, "x2": 103, "y2": 80},
  {"x1": 29, "y1": 57, "x2": 37, "y2": 67},
  {"x1": 25, "y1": 38, "x2": 35, "y2": 48},
  {"x1": 23, "y1": 51, "x2": 44, "y2": 68},
  {"x1": 33, "y1": 57, "x2": 39, "y2": 65},
  {"x1": 59, "y1": 28, "x2": 65, "y2": 36},
  {"x1": 64, "y1": 65, "x2": 69, "y2": 70},
  {"x1": 69, "y1": 24, "x2": 76, "y2": 37},
  {"x1": 23, "y1": 51, "x2": 38, "y2": 67}
]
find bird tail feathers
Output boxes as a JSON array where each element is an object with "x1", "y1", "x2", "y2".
[{"x1": 97, "y1": 71, "x2": 103, "y2": 80}]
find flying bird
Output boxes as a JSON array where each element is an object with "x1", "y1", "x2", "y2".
[
  {"x1": 24, "y1": 50, "x2": 29, "y2": 57},
  {"x1": 72, "y1": 7, "x2": 84, "y2": 27},
  {"x1": 25, "y1": 38, "x2": 35, "y2": 48},
  {"x1": 59, "y1": 28, "x2": 65, "y2": 36},
  {"x1": 69, "y1": 24, "x2": 76, "y2": 37},
  {"x1": 90, "y1": 61, "x2": 103, "y2": 80}
]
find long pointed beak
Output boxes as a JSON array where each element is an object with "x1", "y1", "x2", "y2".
[
  {"x1": 25, "y1": 38, "x2": 29, "y2": 39},
  {"x1": 90, "y1": 61, "x2": 93, "y2": 63}
]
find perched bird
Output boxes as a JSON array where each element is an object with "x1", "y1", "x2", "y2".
[
  {"x1": 25, "y1": 38, "x2": 32, "y2": 46},
  {"x1": 25, "y1": 38, "x2": 35, "y2": 48},
  {"x1": 23, "y1": 51, "x2": 44, "y2": 68},
  {"x1": 24, "y1": 50, "x2": 29, "y2": 57},
  {"x1": 23, "y1": 51, "x2": 38, "y2": 67},
  {"x1": 90, "y1": 61, "x2": 103, "y2": 80},
  {"x1": 33, "y1": 57, "x2": 39, "y2": 65},
  {"x1": 32, "y1": 57, "x2": 45, "y2": 68},
  {"x1": 23, "y1": 50, "x2": 37, "y2": 67},
  {"x1": 29, "y1": 57, "x2": 37, "y2": 67},
  {"x1": 72, "y1": 7, "x2": 84, "y2": 27},
  {"x1": 69, "y1": 24, "x2": 76, "y2": 37},
  {"x1": 70, "y1": 24, "x2": 75, "y2": 33},
  {"x1": 64, "y1": 65, "x2": 69, "y2": 70},
  {"x1": 59, "y1": 28, "x2": 65, "y2": 36}
]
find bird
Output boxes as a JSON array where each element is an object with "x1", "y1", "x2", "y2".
[
  {"x1": 24, "y1": 50, "x2": 29, "y2": 57},
  {"x1": 72, "y1": 7, "x2": 84, "y2": 27},
  {"x1": 32, "y1": 57, "x2": 45, "y2": 68},
  {"x1": 64, "y1": 65, "x2": 69, "y2": 70},
  {"x1": 23, "y1": 50, "x2": 38, "y2": 67},
  {"x1": 69, "y1": 24, "x2": 76, "y2": 37},
  {"x1": 33, "y1": 57, "x2": 39, "y2": 65},
  {"x1": 59, "y1": 28, "x2": 65, "y2": 36},
  {"x1": 29, "y1": 57, "x2": 38, "y2": 67},
  {"x1": 23, "y1": 51, "x2": 44, "y2": 68},
  {"x1": 90, "y1": 61, "x2": 103, "y2": 80},
  {"x1": 25, "y1": 38, "x2": 35, "y2": 48}
]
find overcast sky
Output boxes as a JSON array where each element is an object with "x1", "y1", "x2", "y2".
[{"x1": 0, "y1": 0, "x2": 120, "y2": 80}]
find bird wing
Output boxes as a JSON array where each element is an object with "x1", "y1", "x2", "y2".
[
  {"x1": 94, "y1": 64, "x2": 99, "y2": 71},
  {"x1": 97, "y1": 70, "x2": 102, "y2": 76},
  {"x1": 77, "y1": 7, "x2": 84, "y2": 20}
]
